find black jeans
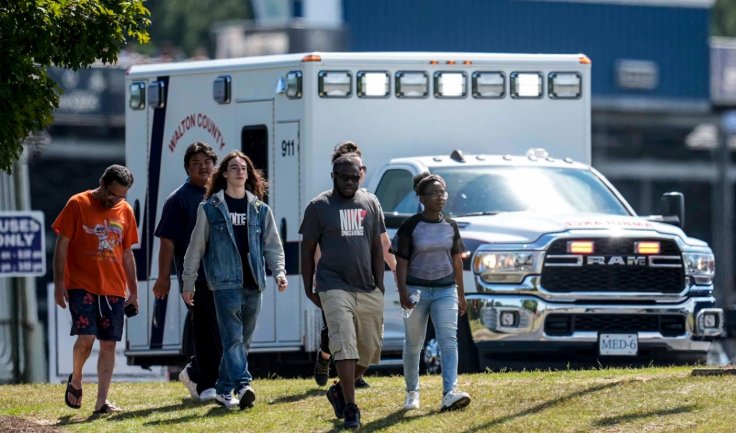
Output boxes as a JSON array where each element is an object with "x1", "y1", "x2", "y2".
[{"x1": 187, "y1": 282, "x2": 222, "y2": 393}]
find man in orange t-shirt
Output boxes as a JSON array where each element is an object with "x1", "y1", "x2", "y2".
[{"x1": 53, "y1": 164, "x2": 139, "y2": 415}]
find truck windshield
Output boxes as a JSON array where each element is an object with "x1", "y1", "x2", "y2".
[{"x1": 389, "y1": 166, "x2": 631, "y2": 217}]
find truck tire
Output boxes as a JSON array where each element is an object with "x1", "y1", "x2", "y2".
[
  {"x1": 457, "y1": 313, "x2": 481, "y2": 373},
  {"x1": 420, "y1": 314, "x2": 481, "y2": 374}
]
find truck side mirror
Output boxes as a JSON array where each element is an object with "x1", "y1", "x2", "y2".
[{"x1": 659, "y1": 192, "x2": 685, "y2": 229}]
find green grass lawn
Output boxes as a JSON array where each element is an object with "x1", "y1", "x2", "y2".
[{"x1": 1, "y1": 366, "x2": 734, "y2": 432}]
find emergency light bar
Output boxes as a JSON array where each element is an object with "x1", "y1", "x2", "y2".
[
  {"x1": 434, "y1": 72, "x2": 466, "y2": 98},
  {"x1": 472, "y1": 72, "x2": 505, "y2": 98},
  {"x1": 396, "y1": 71, "x2": 429, "y2": 98},
  {"x1": 129, "y1": 82, "x2": 145, "y2": 110},
  {"x1": 549, "y1": 72, "x2": 581, "y2": 99},
  {"x1": 357, "y1": 71, "x2": 390, "y2": 97},
  {"x1": 286, "y1": 71, "x2": 302, "y2": 99},
  {"x1": 318, "y1": 71, "x2": 351, "y2": 97},
  {"x1": 213, "y1": 75, "x2": 231, "y2": 104},
  {"x1": 511, "y1": 72, "x2": 542, "y2": 98},
  {"x1": 148, "y1": 80, "x2": 166, "y2": 109}
]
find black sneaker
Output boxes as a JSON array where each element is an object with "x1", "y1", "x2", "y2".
[
  {"x1": 343, "y1": 403, "x2": 361, "y2": 430},
  {"x1": 326, "y1": 381, "x2": 346, "y2": 419},
  {"x1": 313, "y1": 352, "x2": 330, "y2": 387},
  {"x1": 354, "y1": 377, "x2": 370, "y2": 389}
]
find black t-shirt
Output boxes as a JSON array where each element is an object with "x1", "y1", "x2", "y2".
[
  {"x1": 224, "y1": 193, "x2": 258, "y2": 290},
  {"x1": 154, "y1": 181, "x2": 207, "y2": 289}
]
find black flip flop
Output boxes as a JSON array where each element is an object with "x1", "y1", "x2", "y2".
[
  {"x1": 92, "y1": 402, "x2": 121, "y2": 415},
  {"x1": 64, "y1": 374, "x2": 82, "y2": 409}
]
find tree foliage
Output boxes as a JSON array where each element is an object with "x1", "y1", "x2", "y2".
[
  {"x1": 144, "y1": 0, "x2": 252, "y2": 58},
  {"x1": 714, "y1": 0, "x2": 736, "y2": 37},
  {"x1": 0, "y1": 1, "x2": 150, "y2": 173}
]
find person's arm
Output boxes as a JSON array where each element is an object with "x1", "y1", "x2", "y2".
[
  {"x1": 261, "y1": 205, "x2": 288, "y2": 292},
  {"x1": 381, "y1": 232, "x2": 396, "y2": 272},
  {"x1": 396, "y1": 257, "x2": 414, "y2": 309},
  {"x1": 301, "y1": 238, "x2": 321, "y2": 307},
  {"x1": 182, "y1": 205, "x2": 209, "y2": 306},
  {"x1": 152, "y1": 237, "x2": 174, "y2": 300},
  {"x1": 123, "y1": 247, "x2": 139, "y2": 309},
  {"x1": 453, "y1": 253, "x2": 467, "y2": 316},
  {"x1": 371, "y1": 234, "x2": 385, "y2": 293},
  {"x1": 53, "y1": 236, "x2": 70, "y2": 309}
]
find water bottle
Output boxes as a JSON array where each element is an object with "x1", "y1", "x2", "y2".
[{"x1": 401, "y1": 290, "x2": 421, "y2": 319}]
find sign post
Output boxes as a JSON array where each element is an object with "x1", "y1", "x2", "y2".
[{"x1": 0, "y1": 211, "x2": 45, "y2": 277}]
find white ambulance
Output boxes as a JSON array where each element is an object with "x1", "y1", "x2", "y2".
[{"x1": 124, "y1": 52, "x2": 720, "y2": 371}]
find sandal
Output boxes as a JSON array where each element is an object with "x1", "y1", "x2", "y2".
[
  {"x1": 93, "y1": 402, "x2": 121, "y2": 415},
  {"x1": 64, "y1": 374, "x2": 82, "y2": 409}
]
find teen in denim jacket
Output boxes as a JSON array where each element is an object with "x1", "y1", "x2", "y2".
[{"x1": 182, "y1": 151, "x2": 287, "y2": 410}]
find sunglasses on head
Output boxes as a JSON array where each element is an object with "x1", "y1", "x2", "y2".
[{"x1": 333, "y1": 172, "x2": 361, "y2": 183}]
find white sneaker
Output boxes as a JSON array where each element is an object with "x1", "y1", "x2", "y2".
[
  {"x1": 440, "y1": 389, "x2": 471, "y2": 412},
  {"x1": 178, "y1": 364, "x2": 199, "y2": 399},
  {"x1": 199, "y1": 388, "x2": 216, "y2": 402},
  {"x1": 236, "y1": 385, "x2": 256, "y2": 409},
  {"x1": 214, "y1": 392, "x2": 240, "y2": 410},
  {"x1": 403, "y1": 391, "x2": 420, "y2": 410}
]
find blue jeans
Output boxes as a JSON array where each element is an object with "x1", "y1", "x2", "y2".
[
  {"x1": 403, "y1": 285, "x2": 459, "y2": 394},
  {"x1": 212, "y1": 288, "x2": 262, "y2": 395}
]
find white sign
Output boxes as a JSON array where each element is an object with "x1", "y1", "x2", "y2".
[
  {"x1": 599, "y1": 333, "x2": 638, "y2": 356},
  {"x1": 46, "y1": 284, "x2": 167, "y2": 383},
  {"x1": 0, "y1": 211, "x2": 45, "y2": 276}
]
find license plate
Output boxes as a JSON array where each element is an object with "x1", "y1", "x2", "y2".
[{"x1": 599, "y1": 333, "x2": 638, "y2": 356}]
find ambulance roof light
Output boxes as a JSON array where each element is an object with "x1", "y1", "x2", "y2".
[
  {"x1": 302, "y1": 54, "x2": 322, "y2": 62},
  {"x1": 579, "y1": 55, "x2": 592, "y2": 65}
]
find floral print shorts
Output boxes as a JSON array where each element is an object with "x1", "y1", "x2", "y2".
[{"x1": 68, "y1": 289, "x2": 125, "y2": 341}]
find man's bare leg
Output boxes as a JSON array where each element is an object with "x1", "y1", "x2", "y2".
[
  {"x1": 95, "y1": 340, "x2": 116, "y2": 410},
  {"x1": 69, "y1": 335, "x2": 94, "y2": 407},
  {"x1": 335, "y1": 361, "x2": 368, "y2": 404}
]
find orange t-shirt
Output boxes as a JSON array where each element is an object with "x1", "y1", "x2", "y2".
[{"x1": 52, "y1": 190, "x2": 139, "y2": 297}]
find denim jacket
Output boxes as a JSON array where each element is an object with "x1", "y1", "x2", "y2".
[{"x1": 182, "y1": 190, "x2": 285, "y2": 293}]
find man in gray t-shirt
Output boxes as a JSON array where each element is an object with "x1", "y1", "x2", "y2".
[{"x1": 300, "y1": 154, "x2": 385, "y2": 429}]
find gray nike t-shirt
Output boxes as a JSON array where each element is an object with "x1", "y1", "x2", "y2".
[{"x1": 300, "y1": 189, "x2": 386, "y2": 293}]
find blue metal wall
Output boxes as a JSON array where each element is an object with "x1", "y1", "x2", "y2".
[{"x1": 343, "y1": 0, "x2": 710, "y2": 103}]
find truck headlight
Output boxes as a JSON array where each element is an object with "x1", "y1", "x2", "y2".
[
  {"x1": 473, "y1": 251, "x2": 543, "y2": 284},
  {"x1": 683, "y1": 252, "x2": 715, "y2": 284}
]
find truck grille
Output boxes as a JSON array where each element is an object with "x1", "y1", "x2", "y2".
[
  {"x1": 541, "y1": 238, "x2": 685, "y2": 293},
  {"x1": 544, "y1": 313, "x2": 686, "y2": 337}
]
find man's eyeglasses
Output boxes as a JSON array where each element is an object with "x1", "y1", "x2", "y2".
[
  {"x1": 423, "y1": 191, "x2": 448, "y2": 199},
  {"x1": 333, "y1": 172, "x2": 361, "y2": 183}
]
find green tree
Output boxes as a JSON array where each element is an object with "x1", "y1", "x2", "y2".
[
  {"x1": 0, "y1": 1, "x2": 150, "y2": 173},
  {"x1": 144, "y1": 0, "x2": 252, "y2": 58},
  {"x1": 714, "y1": 0, "x2": 736, "y2": 36}
]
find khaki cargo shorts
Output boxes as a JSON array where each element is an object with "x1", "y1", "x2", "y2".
[{"x1": 319, "y1": 288, "x2": 384, "y2": 368}]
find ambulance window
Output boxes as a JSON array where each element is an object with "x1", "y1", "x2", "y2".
[
  {"x1": 129, "y1": 82, "x2": 146, "y2": 110},
  {"x1": 510, "y1": 72, "x2": 543, "y2": 99},
  {"x1": 241, "y1": 125, "x2": 268, "y2": 202},
  {"x1": 357, "y1": 71, "x2": 390, "y2": 98},
  {"x1": 396, "y1": 72, "x2": 428, "y2": 98},
  {"x1": 318, "y1": 71, "x2": 351, "y2": 98},
  {"x1": 375, "y1": 169, "x2": 418, "y2": 215}
]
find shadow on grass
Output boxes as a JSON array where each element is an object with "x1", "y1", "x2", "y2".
[
  {"x1": 322, "y1": 408, "x2": 411, "y2": 433},
  {"x1": 269, "y1": 388, "x2": 325, "y2": 404},
  {"x1": 55, "y1": 398, "x2": 218, "y2": 426},
  {"x1": 459, "y1": 380, "x2": 624, "y2": 433},
  {"x1": 593, "y1": 404, "x2": 698, "y2": 427}
]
